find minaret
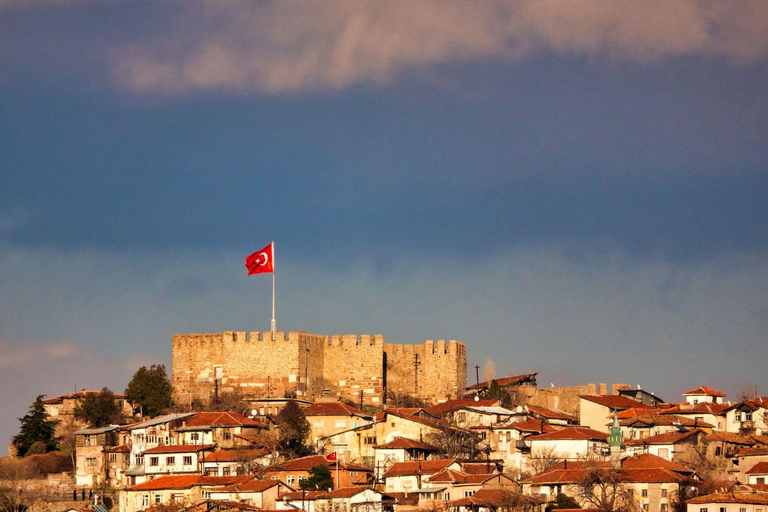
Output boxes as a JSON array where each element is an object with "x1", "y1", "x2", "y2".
[{"x1": 609, "y1": 409, "x2": 622, "y2": 469}]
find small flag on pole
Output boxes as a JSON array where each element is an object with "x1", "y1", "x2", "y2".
[
  {"x1": 246, "y1": 243, "x2": 274, "y2": 275},
  {"x1": 326, "y1": 452, "x2": 337, "y2": 461}
]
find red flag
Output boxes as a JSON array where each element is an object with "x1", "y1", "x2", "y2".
[
  {"x1": 246, "y1": 243, "x2": 274, "y2": 275},
  {"x1": 326, "y1": 452, "x2": 337, "y2": 461}
]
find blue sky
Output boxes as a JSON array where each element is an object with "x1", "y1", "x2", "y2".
[{"x1": 1, "y1": 1, "x2": 767, "y2": 452}]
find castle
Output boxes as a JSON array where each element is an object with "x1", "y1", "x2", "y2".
[{"x1": 172, "y1": 331, "x2": 467, "y2": 406}]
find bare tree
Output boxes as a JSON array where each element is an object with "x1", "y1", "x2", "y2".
[
  {"x1": 676, "y1": 443, "x2": 728, "y2": 482},
  {"x1": 425, "y1": 421, "x2": 481, "y2": 459},
  {"x1": 578, "y1": 466, "x2": 637, "y2": 512},
  {"x1": 527, "y1": 447, "x2": 565, "y2": 476},
  {"x1": 0, "y1": 457, "x2": 38, "y2": 512}
]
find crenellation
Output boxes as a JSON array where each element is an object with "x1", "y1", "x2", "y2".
[{"x1": 173, "y1": 331, "x2": 466, "y2": 407}]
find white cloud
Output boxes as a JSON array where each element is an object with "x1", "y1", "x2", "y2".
[{"x1": 111, "y1": 0, "x2": 768, "y2": 95}]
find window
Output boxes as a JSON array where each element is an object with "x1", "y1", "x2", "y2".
[
  {"x1": 335, "y1": 420, "x2": 346, "y2": 428},
  {"x1": 205, "y1": 467, "x2": 217, "y2": 476},
  {"x1": 720, "y1": 508, "x2": 726, "y2": 512},
  {"x1": 190, "y1": 433, "x2": 199, "y2": 441},
  {"x1": 443, "y1": 493, "x2": 450, "y2": 501},
  {"x1": 350, "y1": 471, "x2": 357, "y2": 476},
  {"x1": 641, "y1": 489, "x2": 648, "y2": 497},
  {"x1": 136, "y1": 494, "x2": 149, "y2": 510},
  {"x1": 172, "y1": 494, "x2": 185, "y2": 503},
  {"x1": 222, "y1": 467, "x2": 231, "y2": 476},
  {"x1": 661, "y1": 504, "x2": 668, "y2": 512},
  {"x1": 154, "y1": 494, "x2": 163, "y2": 504},
  {"x1": 314, "y1": 420, "x2": 325, "y2": 428},
  {"x1": 166, "y1": 456, "x2": 176, "y2": 466},
  {"x1": 463, "y1": 491, "x2": 475, "y2": 497},
  {"x1": 715, "y1": 446, "x2": 722, "y2": 456},
  {"x1": 84, "y1": 435, "x2": 96, "y2": 447},
  {"x1": 287, "y1": 475, "x2": 295, "y2": 486},
  {"x1": 183, "y1": 456, "x2": 193, "y2": 466},
  {"x1": 735, "y1": 412, "x2": 741, "y2": 421},
  {"x1": 109, "y1": 453, "x2": 117, "y2": 463},
  {"x1": 658, "y1": 448, "x2": 669, "y2": 459},
  {"x1": 364, "y1": 436, "x2": 376, "y2": 445},
  {"x1": 757, "y1": 477, "x2": 765, "y2": 485},
  {"x1": 700, "y1": 508, "x2": 708, "y2": 512},
  {"x1": 149, "y1": 456, "x2": 159, "y2": 467},
  {"x1": 85, "y1": 457, "x2": 97, "y2": 468},
  {"x1": 661, "y1": 489, "x2": 667, "y2": 498},
  {"x1": 136, "y1": 454, "x2": 144, "y2": 465},
  {"x1": 223, "y1": 430, "x2": 232, "y2": 440},
  {"x1": 740, "y1": 508, "x2": 747, "y2": 512},
  {"x1": 745, "y1": 412, "x2": 752, "y2": 421}
]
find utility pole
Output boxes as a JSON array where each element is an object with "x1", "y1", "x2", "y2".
[
  {"x1": 359, "y1": 390, "x2": 364, "y2": 410},
  {"x1": 413, "y1": 354, "x2": 421, "y2": 399},
  {"x1": 475, "y1": 365, "x2": 480, "y2": 386},
  {"x1": 305, "y1": 347, "x2": 310, "y2": 398}
]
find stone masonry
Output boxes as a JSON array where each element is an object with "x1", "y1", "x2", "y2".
[{"x1": 172, "y1": 331, "x2": 467, "y2": 407}]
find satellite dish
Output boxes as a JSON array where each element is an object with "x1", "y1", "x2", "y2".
[
  {"x1": 251, "y1": 409, "x2": 258, "y2": 416},
  {"x1": 474, "y1": 395, "x2": 480, "y2": 402}
]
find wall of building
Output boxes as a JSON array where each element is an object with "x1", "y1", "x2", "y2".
[{"x1": 172, "y1": 331, "x2": 467, "y2": 407}]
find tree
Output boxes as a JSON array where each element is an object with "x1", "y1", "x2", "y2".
[
  {"x1": 425, "y1": 421, "x2": 481, "y2": 459},
  {"x1": 300, "y1": 464, "x2": 334, "y2": 491},
  {"x1": 74, "y1": 387, "x2": 121, "y2": 427},
  {"x1": 276, "y1": 402, "x2": 311, "y2": 458},
  {"x1": 125, "y1": 364, "x2": 173, "y2": 417},
  {"x1": 528, "y1": 447, "x2": 565, "y2": 476},
  {"x1": 578, "y1": 467, "x2": 637, "y2": 512},
  {"x1": 547, "y1": 493, "x2": 581, "y2": 512},
  {"x1": 12, "y1": 396, "x2": 58, "y2": 457}
]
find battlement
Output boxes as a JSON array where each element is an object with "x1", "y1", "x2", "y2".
[
  {"x1": 327, "y1": 334, "x2": 384, "y2": 347},
  {"x1": 172, "y1": 330, "x2": 467, "y2": 407}
]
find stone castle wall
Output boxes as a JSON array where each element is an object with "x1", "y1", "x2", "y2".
[{"x1": 172, "y1": 331, "x2": 466, "y2": 406}]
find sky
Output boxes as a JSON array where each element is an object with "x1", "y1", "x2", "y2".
[{"x1": 1, "y1": 1, "x2": 767, "y2": 454}]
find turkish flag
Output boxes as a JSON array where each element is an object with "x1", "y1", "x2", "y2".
[
  {"x1": 246, "y1": 243, "x2": 274, "y2": 275},
  {"x1": 326, "y1": 452, "x2": 337, "y2": 461}
]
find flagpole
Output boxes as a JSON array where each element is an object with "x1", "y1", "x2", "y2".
[{"x1": 271, "y1": 241, "x2": 276, "y2": 340}]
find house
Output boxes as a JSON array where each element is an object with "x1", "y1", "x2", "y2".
[
  {"x1": 683, "y1": 387, "x2": 727, "y2": 405},
  {"x1": 264, "y1": 454, "x2": 372, "y2": 489},
  {"x1": 449, "y1": 488, "x2": 546, "y2": 512},
  {"x1": 452, "y1": 406, "x2": 516, "y2": 429},
  {"x1": 207, "y1": 477, "x2": 291, "y2": 508},
  {"x1": 425, "y1": 399, "x2": 501, "y2": 419},
  {"x1": 277, "y1": 489, "x2": 328, "y2": 512},
  {"x1": 123, "y1": 412, "x2": 197, "y2": 486},
  {"x1": 522, "y1": 405, "x2": 578, "y2": 427},
  {"x1": 373, "y1": 437, "x2": 442, "y2": 483},
  {"x1": 200, "y1": 448, "x2": 273, "y2": 477},
  {"x1": 304, "y1": 401, "x2": 373, "y2": 448},
  {"x1": 142, "y1": 444, "x2": 215, "y2": 477},
  {"x1": 465, "y1": 373, "x2": 539, "y2": 398},
  {"x1": 118, "y1": 474, "x2": 253, "y2": 512},
  {"x1": 724, "y1": 398, "x2": 768, "y2": 436},
  {"x1": 104, "y1": 444, "x2": 132, "y2": 488},
  {"x1": 43, "y1": 390, "x2": 134, "y2": 437},
  {"x1": 618, "y1": 388, "x2": 666, "y2": 407},
  {"x1": 522, "y1": 454, "x2": 696, "y2": 512},
  {"x1": 427, "y1": 469, "x2": 516, "y2": 502},
  {"x1": 175, "y1": 411, "x2": 267, "y2": 449},
  {"x1": 74, "y1": 425, "x2": 121, "y2": 488},
  {"x1": 624, "y1": 430, "x2": 705, "y2": 461},
  {"x1": 314, "y1": 487, "x2": 395, "y2": 512},
  {"x1": 733, "y1": 446, "x2": 768, "y2": 483},
  {"x1": 579, "y1": 395, "x2": 653, "y2": 433},
  {"x1": 381, "y1": 459, "x2": 460, "y2": 495},
  {"x1": 526, "y1": 426, "x2": 609, "y2": 461},
  {"x1": 619, "y1": 414, "x2": 714, "y2": 441},
  {"x1": 658, "y1": 402, "x2": 728, "y2": 431},
  {"x1": 686, "y1": 489, "x2": 768, "y2": 512},
  {"x1": 482, "y1": 418, "x2": 557, "y2": 474},
  {"x1": 745, "y1": 461, "x2": 768, "y2": 486}
]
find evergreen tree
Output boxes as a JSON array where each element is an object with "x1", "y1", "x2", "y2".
[
  {"x1": 125, "y1": 364, "x2": 173, "y2": 417},
  {"x1": 12, "y1": 396, "x2": 58, "y2": 457},
  {"x1": 300, "y1": 464, "x2": 334, "y2": 491},
  {"x1": 74, "y1": 387, "x2": 121, "y2": 427},
  {"x1": 276, "y1": 401, "x2": 310, "y2": 457}
]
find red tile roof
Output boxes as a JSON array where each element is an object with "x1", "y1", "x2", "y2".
[
  {"x1": 326, "y1": 487, "x2": 374, "y2": 498},
  {"x1": 705, "y1": 432, "x2": 756, "y2": 445},
  {"x1": 42, "y1": 390, "x2": 127, "y2": 404},
  {"x1": 580, "y1": 395, "x2": 652, "y2": 410},
  {"x1": 375, "y1": 437, "x2": 439, "y2": 451},
  {"x1": 204, "y1": 448, "x2": 270, "y2": 462},
  {"x1": 425, "y1": 398, "x2": 499, "y2": 416},
  {"x1": 659, "y1": 402, "x2": 728, "y2": 415},
  {"x1": 184, "y1": 411, "x2": 262, "y2": 427},
  {"x1": 497, "y1": 418, "x2": 558, "y2": 434},
  {"x1": 683, "y1": 386, "x2": 726, "y2": 397},
  {"x1": 216, "y1": 478, "x2": 282, "y2": 492},
  {"x1": 525, "y1": 405, "x2": 577, "y2": 422},
  {"x1": 304, "y1": 402, "x2": 371, "y2": 418},
  {"x1": 621, "y1": 453, "x2": 694, "y2": 475},
  {"x1": 747, "y1": 462, "x2": 768, "y2": 475},
  {"x1": 528, "y1": 426, "x2": 608, "y2": 442},
  {"x1": 687, "y1": 492, "x2": 768, "y2": 505},
  {"x1": 450, "y1": 489, "x2": 543, "y2": 508},
  {"x1": 280, "y1": 490, "x2": 327, "y2": 501},
  {"x1": 619, "y1": 414, "x2": 713, "y2": 429},
  {"x1": 104, "y1": 444, "x2": 131, "y2": 453},
  {"x1": 624, "y1": 430, "x2": 701, "y2": 446},
  {"x1": 143, "y1": 444, "x2": 214, "y2": 454},
  {"x1": 373, "y1": 408, "x2": 426, "y2": 421},
  {"x1": 127, "y1": 475, "x2": 201, "y2": 491},
  {"x1": 273, "y1": 455, "x2": 371, "y2": 473},
  {"x1": 428, "y1": 469, "x2": 495, "y2": 484},
  {"x1": 382, "y1": 459, "x2": 457, "y2": 478},
  {"x1": 466, "y1": 373, "x2": 538, "y2": 390},
  {"x1": 523, "y1": 465, "x2": 689, "y2": 485}
]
